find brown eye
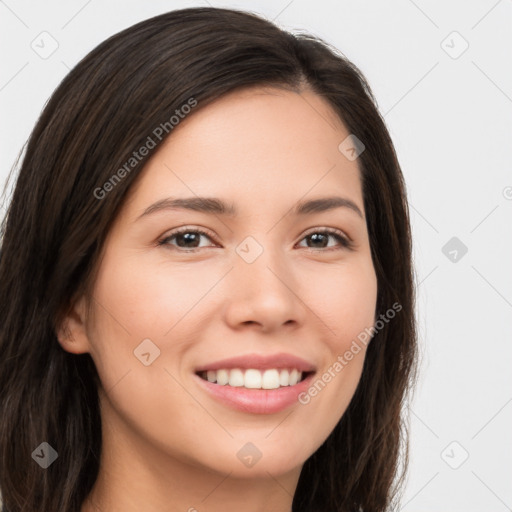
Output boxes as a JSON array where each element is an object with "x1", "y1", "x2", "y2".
[
  {"x1": 298, "y1": 229, "x2": 353, "y2": 251},
  {"x1": 158, "y1": 227, "x2": 353, "y2": 253},
  {"x1": 158, "y1": 228, "x2": 216, "y2": 251}
]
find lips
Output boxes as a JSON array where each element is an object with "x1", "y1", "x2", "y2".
[
  {"x1": 194, "y1": 370, "x2": 316, "y2": 414},
  {"x1": 193, "y1": 352, "x2": 317, "y2": 414},
  {"x1": 194, "y1": 352, "x2": 317, "y2": 373}
]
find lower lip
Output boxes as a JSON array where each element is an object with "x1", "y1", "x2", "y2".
[{"x1": 193, "y1": 372, "x2": 315, "y2": 414}]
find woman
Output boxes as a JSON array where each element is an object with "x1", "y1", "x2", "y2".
[{"x1": 0, "y1": 7, "x2": 418, "y2": 512}]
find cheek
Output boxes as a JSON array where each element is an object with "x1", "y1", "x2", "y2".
[
  {"x1": 306, "y1": 256, "x2": 378, "y2": 345},
  {"x1": 84, "y1": 251, "x2": 223, "y2": 398},
  {"x1": 89, "y1": 255, "x2": 204, "y2": 344},
  {"x1": 83, "y1": 257, "x2": 208, "y2": 456},
  {"x1": 295, "y1": 257, "x2": 377, "y2": 439}
]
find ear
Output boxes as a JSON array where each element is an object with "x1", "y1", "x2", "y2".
[{"x1": 55, "y1": 295, "x2": 91, "y2": 354}]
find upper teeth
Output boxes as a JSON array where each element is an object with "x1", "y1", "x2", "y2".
[{"x1": 200, "y1": 368, "x2": 304, "y2": 389}]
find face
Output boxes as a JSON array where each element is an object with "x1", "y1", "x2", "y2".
[{"x1": 61, "y1": 86, "x2": 377, "y2": 479}]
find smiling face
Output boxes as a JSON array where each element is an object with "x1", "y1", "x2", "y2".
[{"x1": 60, "y1": 85, "x2": 378, "y2": 482}]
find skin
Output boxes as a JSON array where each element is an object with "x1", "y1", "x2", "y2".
[{"x1": 58, "y1": 85, "x2": 378, "y2": 512}]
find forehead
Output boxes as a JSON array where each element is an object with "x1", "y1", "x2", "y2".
[{"x1": 121, "y1": 85, "x2": 363, "y2": 222}]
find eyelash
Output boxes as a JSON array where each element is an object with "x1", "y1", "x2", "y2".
[{"x1": 157, "y1": 226, "x2": 354, "y2": 252}]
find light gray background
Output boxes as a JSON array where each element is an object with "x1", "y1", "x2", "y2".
[{"x1": 1, "y1": 1, "x2": 511, "y2": 510}]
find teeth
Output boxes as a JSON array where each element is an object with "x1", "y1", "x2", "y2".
[
  {"x1": 244, "y1": 369, "x2": 262, "y2": 388},
  {"x1": 199, "y1": 368, "x2": 306, "y2": 388},
  {"x1": 228, "y1": 369, "x2": 244, "y2": 387},
  {"x1": 262, "y1": 369, "x2": 280, "y2": 389},
  {"x1": 216, "y1": 369, "x2": 229, "y2": 385}
]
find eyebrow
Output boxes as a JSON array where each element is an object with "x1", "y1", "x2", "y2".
[{"x1": 136, "y1": 195, "x2": 364, "y2": 221}]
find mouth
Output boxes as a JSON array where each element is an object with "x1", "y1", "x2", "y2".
[
  {"x1": 193, "y1": 352, "x2": 317, "y2": 413},
  {"x1": 195, "y1": 368, "x2": 315, "y2": 389},
  {"x1": 193, "y1": 368, "x2": 317, "y2": 414}
]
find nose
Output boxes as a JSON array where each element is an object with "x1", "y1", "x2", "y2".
[{"x1": 223, "y1": 243, "x2": 305, "y2": 333}]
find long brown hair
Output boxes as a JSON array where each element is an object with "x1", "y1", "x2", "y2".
[{"x1": 0, "y1": 7, "x2": 417, "y2": 511}]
